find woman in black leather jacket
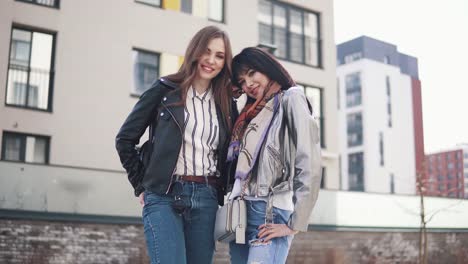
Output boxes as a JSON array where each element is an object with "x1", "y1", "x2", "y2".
[{"x1": 115, "y1": 26, "x2": 235, "y2": 264}]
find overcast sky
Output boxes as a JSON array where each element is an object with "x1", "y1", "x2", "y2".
[{"x1": 333, "y1": 0, "x2": 468, "y2": 153}]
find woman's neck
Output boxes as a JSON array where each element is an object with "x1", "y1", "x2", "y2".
[{"x1": 192, "y1": 78, "x2": 211, "y2": 95}]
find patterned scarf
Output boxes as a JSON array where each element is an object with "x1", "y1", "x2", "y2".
[{"x1": 227, "y1": 82, "x2": 281, "y2": 180}]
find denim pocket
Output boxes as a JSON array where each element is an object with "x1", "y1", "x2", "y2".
[
  {"x1": 248, "y1": 200, "x2": 267, "y2": 214},
  {"x1": 202, "y1": 184, "x2": 218, "y2": 200}
]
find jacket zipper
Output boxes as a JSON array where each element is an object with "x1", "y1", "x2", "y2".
[{"x1": 162, "y1": 102, "x2": 184, "y2": 194}]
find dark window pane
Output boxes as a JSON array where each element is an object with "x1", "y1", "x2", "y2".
[
  {"x1": 16, "y1": 0, "x2": 59, "y2": 8},
  {"x1": 345, "y1": 72, "x2": 361, "y2": 107},
  {"x1": 349, "y1": 152, "x2": 364, "y2": 191},
  {"x1": 208, "y1": 0, "x2": 223, "y2": 22},
  {"x1": 289, "y1": 9, "x2": 303, "y2": 62},
  {"x1": 257, "y1": 1, "x2": 320, "y2": 66},
  {"x1": 6, "y1": 28, "x2": 54, "y2": 110},
  {"x1": 133, "y1": 50, "x2": 159, "y2": 95},
  {"x1": 259, "y1": 23, "x2": 273, "y2": 45},
  {"x1": 273, "y1": 4, "x2": 286, "y2": 58},
  {"x1": 135, "y1": 0, "x2": 161, "y2": 7},
  {"x1": 181, "y1": 0, "x2": 192, "y2": 14},
  {"x1": 4, "y1": 134, "x2": 22, "y2": 161},
  {"x1": 347, "y1": 112, "x2": 363, "y2": 147},
  {"x1": 274, "y1": 27, "x2": 287, "y2": 58},
  {"x1": 2, "y1": 132, "x2": 49, "y2": 164}
]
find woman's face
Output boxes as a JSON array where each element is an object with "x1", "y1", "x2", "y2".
[
  {"x1": 236, "y1": 69, "x2": 270, "y2": 99},
  {"x1": 196, "y1": 37, "x2": 226, "y2": 83}
]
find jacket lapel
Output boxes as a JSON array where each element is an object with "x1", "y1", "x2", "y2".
[
  {"x1": 163, "y1": 89, "x2": 184, "y2": 129},
  {"x1": 216, "y1": 104, "x2": 227, "y2": 151}
]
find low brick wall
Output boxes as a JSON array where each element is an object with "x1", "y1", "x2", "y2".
[{"x1": 1, "y1": 219, "x2": 467, "y2": 263}]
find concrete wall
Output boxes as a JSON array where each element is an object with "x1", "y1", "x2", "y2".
[
  {"x1": 2, "y1": 161, "x2": 468, "y2": 229},
  {"x1": 1, "y1": 218, "x2": 467, "y2": 264}
]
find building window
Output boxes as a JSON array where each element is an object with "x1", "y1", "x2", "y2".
[
  {"x1": 464, "y1": 152, "x2": 468, "y2": 159},
  {"x1": 136, "y1": 0, "x2": 161, "y2": 7},
  {"x1": 180, "y1": 0, "x2": 192, "y2": 13},
  {"x1": 320, "y1": 167, "x2": 326, "y2": 189},
  {"x1": 390, "y1": 173, "x2": 395, "y2": 194},
  {"x1": 345, "y1": 72, "x2": 361, "y2": 107},
  {"x1": 132, "y1": 49, "x2": 160, "y2": 95},
  {"x1": 379, "y1": 132, "x2": 384, "y2": 166},
  {"x1": 135, "y1": 0, "x2": 224, "y2": 22},
  {"x1": 208, "y1": 0, "x2": 224, "y2": 22},
  {"x1": 258, "y1": 0, "x2": 321, "y2": 66},
  {"x1": 16, "y1": 0, "x2": 60, "y2": 8},
  {"x1": 386, "y1": 76, "x2": 392, "y2": 127},
  {"x1": 344, "y1": 52, "x2": 362, "y2": 64},
  {"x1": 383, "y1": 55, "x2": 390, "y2": 64},
  {"x1": 299, "y1": 84, "x2": 325, "y2": 148},
  {"x1": 448, "y1": 163, "x2": 454, "y2": 170},
  {"x1": 348, "y1": 152, "x2": 364, "y2": 191},
  {"x1": 1, "y1": 131, "x2": 50, "y2": 164},
  {"x1": 6, "y1": 27, "x2": 55, "y2": 111},
  {"x1": 438, "y1": 184, "x2": 444, "y2": 192},
  {"x1": 347, "y1": 112, "x2": 363, "y2": 147}
]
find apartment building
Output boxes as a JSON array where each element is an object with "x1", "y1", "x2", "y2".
[
  {"x1": 0, "y1": 1, "x2": 337, "y2": 259},
  {"x1": 425, "y1": 144, "x2": 468, "y2": 199},
  {"x1": 336, "y1": 36, "x2": 424, "y2": 195}
]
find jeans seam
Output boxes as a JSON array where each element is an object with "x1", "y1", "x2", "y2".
[{"x1": 144, "y1": 214, "x2": 160, "y2": 264}]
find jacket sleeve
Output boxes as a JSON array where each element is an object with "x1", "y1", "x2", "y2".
[
  {"x1": 115, "y1": 80, "x2": 166, "y2": 196},
  {"x1": 284, "y1": 88, "x2": 322, "y2": 232}
]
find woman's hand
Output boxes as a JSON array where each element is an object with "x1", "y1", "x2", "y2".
[
  {"x1": 139, "y1": 192, "x2": 145, "y2": 206},
  {"x1": 257, "y1": 224, "x2": 299, "y2": 242}
]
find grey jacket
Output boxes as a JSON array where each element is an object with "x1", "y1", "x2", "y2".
[{"x1": 248, "y1": 86, "x2": 322, "y2": 232}]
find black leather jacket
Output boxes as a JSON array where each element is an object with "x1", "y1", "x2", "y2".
[{"x1": 115, "y1": 78, "x2": 236, "y2": 205}]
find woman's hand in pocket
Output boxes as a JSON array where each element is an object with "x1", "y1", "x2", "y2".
[{"x1": 139, "y1": 192, "x2": 145, "y2": 206}]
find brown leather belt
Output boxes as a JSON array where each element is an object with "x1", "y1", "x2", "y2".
[{"x1": 177, "y1": 175, "x2": 219, "y2": 187}]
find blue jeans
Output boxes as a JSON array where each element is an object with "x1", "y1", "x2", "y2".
[
  {"x1": 142, "y1": 182, "x2": 218, "y2": 264},
  {"x1": 229, "y1": 200, "x2": 294, "y2": 264}
]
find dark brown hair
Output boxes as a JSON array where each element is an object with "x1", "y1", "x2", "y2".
[
  {"x1": 232, "y1": 47, "x2": 295, "y2": 90},
  {"x1": 164, "y1": 26, "x2": 233, "y2": 128}
]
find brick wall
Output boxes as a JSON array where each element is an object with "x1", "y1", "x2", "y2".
[{"x1": 1, "y1": 219, "x2": 467, "y2": 264}]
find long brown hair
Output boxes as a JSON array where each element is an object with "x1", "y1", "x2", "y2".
[{"x1": 165, "y1": 26, "x2": 233, "y2": 128}]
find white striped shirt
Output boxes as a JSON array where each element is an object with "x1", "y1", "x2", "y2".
[{"x1": 174, "y1": 86, "x2": 219, "y2": 177}]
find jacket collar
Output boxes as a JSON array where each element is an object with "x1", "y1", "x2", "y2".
[{"x1": 159, "y1": 77, "x2": 228, "y2": 151}]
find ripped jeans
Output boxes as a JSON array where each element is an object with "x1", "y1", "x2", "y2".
[{"x1": 229, "y1": 200, "x2": 293, "y2": 264}]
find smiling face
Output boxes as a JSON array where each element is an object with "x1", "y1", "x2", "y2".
[
  {"x1": 195, "y1": 37, "x2": 226, "y2": 84},
  {"x1": 236, "y1": 69, "x2": 271, "y2": 99}
]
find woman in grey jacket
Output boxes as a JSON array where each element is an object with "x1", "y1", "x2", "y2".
[{"x1": 228, "y1": 47, "x2": 322, "y2": 264}]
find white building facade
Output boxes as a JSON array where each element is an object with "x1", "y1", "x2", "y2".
[
  {"x1": 0, "y1": 0, "x2": 338, "y2": 219},
  {"x1": 337, "y1": 36, "x2": 425, "y2": 195}
]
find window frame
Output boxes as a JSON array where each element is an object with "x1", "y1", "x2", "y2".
[
  {"x1": 345, "y1": 72, "x2": 362, "y2": 108},
  {"x1": 299, "y1": 84, "x2": 325, "y2": 148},
  {"x1": 134, "y1": 0, "x2": 162, "y2": 8},
  {"x1": 131, "y1": 47, "x2": 161, "y2": 97},
  {"x1": 5, "y1": 24, "x2": 57, "y2": 112},
  {"x1": 347, "y1": 112, "x2": 363, "y2": 147},
  {"x1": 15, "y1": 0, "x2": 60, "y2": 9},
  {"x1": 1, "y1": 131, "x2": 50, "y2": 164},
  {"x1": 348, "y1": 152, "x2": 364, "y2": 191},
  {"x1": 207, "y1": 0, "x2": 225, "y2": 23},
  {"x1": 258, "y1": 0, "x2": 322, "y2": 68}
]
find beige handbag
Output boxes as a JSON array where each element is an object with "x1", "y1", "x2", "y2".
[
  {"x1": 214, "y1": 177, "x2": 251, "y2": 244},
  {"x1": 214, "y1": 197, "x2": 246, "y2": 244}
]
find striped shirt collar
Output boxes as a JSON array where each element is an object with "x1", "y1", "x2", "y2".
[{"x1": 188, "y1": 85, "x2": 213, "y2": 101}]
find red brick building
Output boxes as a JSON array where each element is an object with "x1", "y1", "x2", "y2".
[{"x1": 425, "y1": 145, "x2": 468, "y2": 199}]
